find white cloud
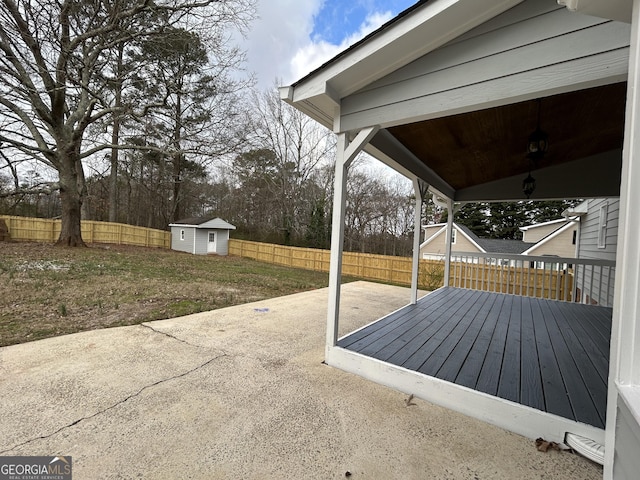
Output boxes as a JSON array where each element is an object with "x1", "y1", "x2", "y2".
[
  {"x1": 242, "y1": 1, "x2": 394, "y2": 90},
  {"x1": 289, "y1": 10, "x2": 394, "y2": 84},
  {"x1": 242, "y1": 0, "x2": 323, "y2": 90}
]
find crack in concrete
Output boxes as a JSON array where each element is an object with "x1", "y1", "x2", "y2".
[
  {"x1": 0, "y1": 353, "x2": 227, "y2": 454},
  {"x1": 140, "y1": 323, "x2": 202, "y2": 348}
]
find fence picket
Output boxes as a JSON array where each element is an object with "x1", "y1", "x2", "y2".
[{"x1": 0, "y1": 215, "x2": 170, "y2": 248}]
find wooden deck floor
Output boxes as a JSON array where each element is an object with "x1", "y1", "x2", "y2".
[{"x1": 337, "y1": 287, "x2": 612, "y2": 429}]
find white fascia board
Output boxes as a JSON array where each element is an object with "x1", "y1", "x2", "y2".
[
  {"x1": 519, "y1": 218, "x2": 568, "y2": 232},
  {"x1": 420, "y1": 225, "x2": 448, "y2": 250},
  {"x1": 168, "y1": 223, "x2": 198, "y2": 228},
  {"x1": 422, "y1": 222, "x2": 447, "y2": 231},
  {"x1": 559, "y1": 0, "x2": 632, "y2": 23},
  {"x1": 419, "y1": 222, "x2": 486, "y2": 253},
  {"x1": 284, "y1": 0, "x2": 524, "y2": 113},
  {"x1": 521, "y1": 221, "x2": 575, "y2": 255},
  {"x1": 280, "y1": 95, "x2": 336, "y2": 130}
]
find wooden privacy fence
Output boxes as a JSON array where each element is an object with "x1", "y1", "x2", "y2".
[
  {"x1": 229, "y1": 239, "x2": 331, "y2": 272},
  {"x1": 0, "y1": 215, "x2": 171, "y2": 249},
  {"x1": 229, "y1": 239, "x2": 448, "y2": 290},
  {"x1": 229, "y1": 240, "x2": 618, "y2": 305}
]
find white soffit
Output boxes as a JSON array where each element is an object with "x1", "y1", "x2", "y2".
[
  {"x1": 558, "y1": 0, "x2": 632, "y2": 23},
  {"x1": 281, "y1": 0, "x2": 524, "y2": 127}
]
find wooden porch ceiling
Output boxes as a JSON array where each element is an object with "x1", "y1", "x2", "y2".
[{"x1": 386, "y1": 82, "x2": 627, "y2": 197}]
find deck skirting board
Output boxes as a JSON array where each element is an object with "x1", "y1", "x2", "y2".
[{"x1": 327, "y1": 345, "x2": 605, "y2": 446}]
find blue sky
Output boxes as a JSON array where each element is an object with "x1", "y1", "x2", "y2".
[
  {"x1": 311, "y1": 0, "x2": 416, "y2": 44},
  {"x1": 244, "y1": 0, "x2": 417, "y2": 89}
]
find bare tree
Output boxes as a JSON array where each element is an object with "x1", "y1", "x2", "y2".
[
  {"x1": 249, "y1": 85, "x2": 335, "y2": 243},
  {"x1": 0, "y1": 0, "x2": 255, "y2": 245},
  {"x1": 130, "y1": 27, "x2": 251, "y2": 222}
]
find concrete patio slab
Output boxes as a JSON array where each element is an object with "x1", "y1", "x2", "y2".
[{"x1": 0, "y1": 282, "x2": 603, "y2": 479}]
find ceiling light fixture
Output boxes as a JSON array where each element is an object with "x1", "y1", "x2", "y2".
[
  {"x1": 523, "y1": 99, "x2": 547, "y2": 198},
  {"x1": 527, "y1": 99, "x2": 548, "y2": 162},
  {"x1": 522, "y1": 171, "x2": 536, "y2": 199}
]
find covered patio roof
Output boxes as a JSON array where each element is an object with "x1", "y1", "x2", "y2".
[{"x1": 281, "y1": 0, "x2": 629, "y2": 202}]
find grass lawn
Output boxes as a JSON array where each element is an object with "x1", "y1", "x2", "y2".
[{"x1": 0, "y1": 242, "x2": 338, "y2": 347}]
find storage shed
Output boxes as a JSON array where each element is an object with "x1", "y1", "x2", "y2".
[{"x1": 169, "y1": 217, "x2": 236, "y2": 256}]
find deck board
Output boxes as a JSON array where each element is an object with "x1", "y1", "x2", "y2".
[
  {"x1": 520, "y1": 297, "x2": 545, "y2": 411},
  {"x1": 535, "y1": 299, "x2": 574, "y2": 421},
  {"x1": 404, "y1": 290, "x2": 483, "y2": 372},
  {"x1": 339, "y1": 287, "x2": 612, "y2": 428},
  {"x1": 387, "y1": 289, "x2": 480, "y2": 368},
  {"x1": 476, "y1": 294, "x2": 511, "y2": 396},
  {"x1": 455, "y1": 293, "x2": 504, "y2": 389},
  {"x1": 557, "y1": 303, "x2": 610, "y2": 381},
  {"x1": 497, "y1": 295, "x2": 521, "y2": 403},
  {"x1": 542, "y1": 299, "x2": 604, "y2": 428}
]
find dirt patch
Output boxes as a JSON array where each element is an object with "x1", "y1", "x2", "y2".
[{"x1": 0, "y1": 242, "x2": 331, "y2": 346}]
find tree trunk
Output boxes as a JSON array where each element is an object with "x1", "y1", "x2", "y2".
[
  {"x1": 172, "y1": 153, "x2": 183, "y2": 222},
  {"x1": 108, "y1": 120, "x2": 120, "y2": 222},
  {"x1": 56, "y1": 154, "x2": 86, "y2": 247},
  {"x1": 109, "y1": 44, "x2": 125, "y2": 223}
]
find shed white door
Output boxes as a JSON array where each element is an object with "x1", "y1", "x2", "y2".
[{"x1": 207, "y1": 232, "x2": 216, "y2": 253}]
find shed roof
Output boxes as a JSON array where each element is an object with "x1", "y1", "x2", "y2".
[{"x1": 169, "y1": 217, "x2": 236, "y2": 230}]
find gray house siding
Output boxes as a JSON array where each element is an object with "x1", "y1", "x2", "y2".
[
  {"x1": 171, "y1": 226, "x2": 196, "y2": 254},
  {"x1": 194, "y1": 229, "x2": 230, "y2": 255},
  {"x1": 576, "y1": 198, "x2": 619, "y2": 306},
  {"x1": 339, "y1": 1, "x2": 629, "y2": 133},
  {"x1": 614, "y1": 397, "x2": 640, "y2": 480},
  {"x1": 170, "y1": 221, "x2": 234, "y2": 256},
  {"x1": 194, "y1": 229, "x2": 209, "y2": 255},
  {"x1": 215, "y1": 230, "x2": 230, "y2": 256}
]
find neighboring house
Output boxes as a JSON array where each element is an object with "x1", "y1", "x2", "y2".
[
  {"x1": 519, "y1": 218, "x2": 578, "y2": 257},
  {"x1": 421, "y1": 219, "x2": 578, "y2": 264},
  {"x1": 420, "y1": 222, "x2": 528, "y2": 261},
  {"x1": 169, "y1": 217, "x2": 235, "y2": 256},
  {"x1": 564, "y1": 198, "x2": 620, "y2": 306}
]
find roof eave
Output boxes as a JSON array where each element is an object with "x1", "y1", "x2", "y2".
[{"x1": 281, "y1": 0, "x2": 525, "y2": 131}]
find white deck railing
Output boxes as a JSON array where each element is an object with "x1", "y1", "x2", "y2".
[{"x1": 447, "y1": 252, "x2": 616, "y2": 307}]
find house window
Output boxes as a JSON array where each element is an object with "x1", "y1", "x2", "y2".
[
  {"x1": 208, "y1": 232, "x2": 216, "y2": 243},
  {"x1": 598, "y1": 203, "x2": 608, "y2": 248},
  {"x1": 572, "y1": 230, "x2": 577, "y2": 245},
  {"x1": 450, "y1": 229, "x2": 457, "y2": 244},
  {"x1": 180, "y1": 229, "x2": 185, "y2": 241}
]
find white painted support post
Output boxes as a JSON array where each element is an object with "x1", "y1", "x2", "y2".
[
  {"x1": 443, "y1": 198, "x2": 454, "y2": 287},
  {"x1": 326, "y1": 127, "x2": 380, "y2": 353},
  {"x1": 605, "y1": 0, "x2": 640, "y2": 477},
  {"x1": 410, "y1": 178, "x2": 423, "y2": 304}
]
